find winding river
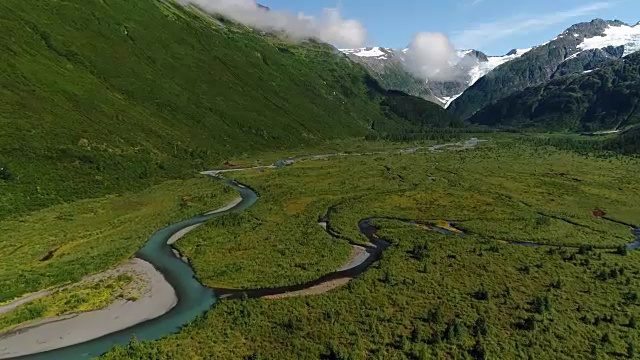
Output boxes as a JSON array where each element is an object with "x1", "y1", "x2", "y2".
[
  {"x1": 3, "y1": 179, "x2": 258, "y2": 360},
  {"x1": 2, "y1": 139, "x2": 638, "y2": 359}
]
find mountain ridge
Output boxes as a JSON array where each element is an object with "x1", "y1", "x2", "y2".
[
  {"x1": 467, "y1": 51, "x2": 640, "y2": 132},
  {"x1": 341, "y1": 19, "x2": 639, "y2": 115},
  {"x1": 449, "y1": 19, "x2": 640, "y2": 118}
]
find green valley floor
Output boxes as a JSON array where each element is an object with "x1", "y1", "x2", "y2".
[
  {"x1": 2, "y1": 136, "x2": 640, "y2": 359},
  {"x1": 111, "y1": 137, "x2": 640, "y2": 359}
]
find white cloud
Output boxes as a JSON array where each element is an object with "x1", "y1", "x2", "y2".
[
  {"x1": 179, "y1": 0, "x2": 367, "y2": 48},
  {"x1": 404, "y1": 32, "x2": 466, "y2": 82},
  {"x1": 452, "y1": 2, "x2": 613, "y2": 50}
]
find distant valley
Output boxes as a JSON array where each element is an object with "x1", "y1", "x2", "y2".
[{"x1": 1, "y1": 2, "x2": 640, "y2": 359}]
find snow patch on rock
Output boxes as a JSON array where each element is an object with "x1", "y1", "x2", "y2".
[
  {"x1": 340, "y1": 47, "x2": 388, "y2": 58},
  {"x1": 467, "y1": 48, "x2": 531, "y2": 86},
  {"x1": 578, "y1": 23, "x2": 640, "y2": 56}
]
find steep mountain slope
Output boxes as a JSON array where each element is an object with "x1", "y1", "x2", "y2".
[
  {"x1": 0, "y1": 0, "x2": 453, "y2": 219},
  {"x1": 450, "y1": 19, "x2": 640, "y2": 119},
  {"x1": 468, "y1": 52, "x2": 640, "y2": 131},
  {"x1": 341, "y1": 47, "x2": 440, "y2": 103},
  {"x1": 341, "y1": 47, "x2": 530, "y2": 107}
]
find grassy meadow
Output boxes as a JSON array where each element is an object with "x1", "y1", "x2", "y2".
[
  {"x1": 0, "y1": 177, "x2": 236, "y2": 303},
  {"x1": 0, "y1": 274, "x2": 136, "y2": 334}
]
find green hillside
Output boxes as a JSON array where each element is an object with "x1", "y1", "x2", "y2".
[
  {"x1": 0, "y1": 0, "x2": 452, "y2": 219},
  {"x1": 467, "y1": 52, "x2": 640, "y2": 131}
]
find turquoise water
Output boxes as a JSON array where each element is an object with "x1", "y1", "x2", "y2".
[{"x1": 14, "y1": 179, "x2": 258, "y2": 360}]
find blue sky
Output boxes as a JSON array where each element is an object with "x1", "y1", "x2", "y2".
[{"x1": 260, "y1": 0, "x2": 639, "y2": 55}]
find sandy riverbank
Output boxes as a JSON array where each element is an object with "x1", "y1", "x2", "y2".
[
  {"x1": 0, "y1": 195, "x2": 246, "y2": 359},
  {"x1": 262, "y1": 245, "x2": 370, "y2": 300},
  {"x1": 0, "y1": 258, "x2": 176, "y2": 359}
]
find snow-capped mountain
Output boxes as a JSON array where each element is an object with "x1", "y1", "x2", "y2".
[
  {"x1": 466, "y1": 48, "x2": 530, "y2": 86},
  {"x1": 340, "y1": 46, "x2": 531, "y2": 107},
  {"x1": 576, "y1": 22, "x2": 640, "y2": 56},
  {"x1": 449, "y1": 19, "x2": 640, "y2": 119},
  {"x1": 341, "y1": 19, "x2": 639, "y2": 112},
  {"x1": 444, "y1": 48, "x2": 531, "y2": 107},
  {"x1": 466, "y1": 50, "x2": 640, "y2": 132}
]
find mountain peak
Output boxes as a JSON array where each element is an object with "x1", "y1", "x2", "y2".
[
  {"x1": 575, "y1": 21, "x2": 640, "y2": 57},
  {"x1": 505, "y1": 49, "x2": 518, "y2": 56},
  {"x1": 547, "y1": 19, "x2": 640, "y2": 58},
  {"x1": 464, "y1": 50, "x2": 489, "y2": 62},
  {"x1": 562, "y1": 18, "x2": 628, "y2": 37},
  {"x1": 449, "y1": 18, "x2": 639, "y2": 119}
]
